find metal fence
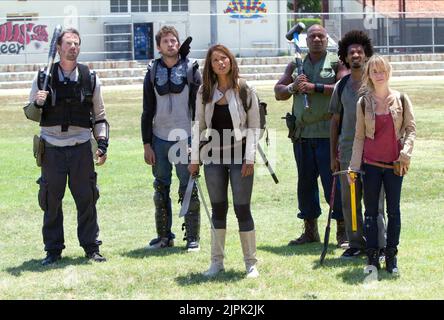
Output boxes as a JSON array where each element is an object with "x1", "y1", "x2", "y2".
[{"x1": 1, "y1": 11, "x2": 444, "y2": 64}]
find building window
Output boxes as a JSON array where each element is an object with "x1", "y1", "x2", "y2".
[
  {"x1": 6, "y1": 13, "x2": 38, "y2": 21},
  {"x1": 110, "y1": 0, "x2": 128, "y2": 13},
  {"x1": 152, "y1": 0, "x2": 169, "y2": 12},
  {"x1": 172, "y1": 0, "x2": 188, "y2": 12},
  {"x1": 131, "y1": 0, "x2": 149, "y2": 12}
]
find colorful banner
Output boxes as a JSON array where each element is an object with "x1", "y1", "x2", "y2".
[{"x1": 224, "y1": 0, "x2": 268, "y2": 19}]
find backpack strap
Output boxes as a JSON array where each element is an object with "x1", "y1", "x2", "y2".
[
  {"x1": 148, "y1": 59, "x2": 159, "y2": 85},
  {"x1": 187, "y1": 59, "x2": 198, "y2": 85},
  {"x1": 337, "y1": 73, "x2": 351, "y2": 136},
  {"x1": 238, "y1": 78, "x2": 251, "y2": 112},
  {"x1": 400, "y1": 93, "x2": 405, "y2": 114}
]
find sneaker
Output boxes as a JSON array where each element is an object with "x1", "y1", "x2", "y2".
[
  {"x1": 341, "y1": 247, "x2": 364, "y2": 259},
  {"x1": 339, "y1": 241, "x2": 350, "y2": 250},
  {"x1": 185, "y1": 239, "x2": 200, "y2": 252},
  {"x1": 379, "y1": 248, "x2": 385, "y2": 264},
  {"x1": 146, "y1": 237, "x2": 174, "y2": 249},
  {"x1": 86, "y1": 252, "x2": 107, "y2": 262},
  {"x1": 41, "y1": 253, "x2": 61, "y2": 266}
]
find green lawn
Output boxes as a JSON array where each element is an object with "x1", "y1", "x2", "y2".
[{"x1": 0, "y1": 78, "x2": 443, "y2": 300}]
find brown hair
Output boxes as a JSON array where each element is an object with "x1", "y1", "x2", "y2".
[
  {"x1": 57, "y1": 28, "x2": 81, "y2": 46},
  {"x1": 201, "y1": 44, "x2": 239, "y2": 104},
  {"x1": 155, "y1": 25, "x2": 180, "y2": 47}
]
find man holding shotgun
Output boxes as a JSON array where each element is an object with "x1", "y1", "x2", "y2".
[
  {"x1": 26, "y1": 27, "x2": 109, "y2": 265},
  {"x1": 274, "y1": 24, "x2": 347, "y2": 246},
  {"x1": 329, "y1": 30, "x2": 386, "y2": 259}
]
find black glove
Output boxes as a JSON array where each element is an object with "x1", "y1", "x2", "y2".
[{"x1": 97, "y1": 139, "x2": 109, "y2": 156}]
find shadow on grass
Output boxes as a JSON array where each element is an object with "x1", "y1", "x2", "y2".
[
  {"x1": 5, "y1": 257, "x2": 89, "y2": 276},
  {"x1": 175, "y1": 270, "x2": 245, "y2": 286},
  {"x1": 258, "y1": 243, "x2": 335, "y2": 256},
  {"x1": 338, "y1": 266, "x2": 401, "y2": 285},
  {"x1": 313, "y1": 255, "x2": 367, "y2": 270},
  {"x1": 121, "y1": 246, "x2": 186, "y2": 259}
]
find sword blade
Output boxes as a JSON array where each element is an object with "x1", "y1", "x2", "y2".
[{"x1": 179, "y1": 175, "x2": 195, "y2": 218}]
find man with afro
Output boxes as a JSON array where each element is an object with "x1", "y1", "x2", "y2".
[{"x1": 329, "y1": 30, "x2": 386, "y2": 260}]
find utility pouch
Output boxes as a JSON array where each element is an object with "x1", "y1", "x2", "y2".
[
  {"x1": 33, "y1": 135, "x2": 45, "y2": 167},
  {"x1": 24, "y1": 102, "x2": 42, "y2": 122}
]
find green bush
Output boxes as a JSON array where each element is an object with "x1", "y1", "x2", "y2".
[{"x1": 287, "y1": 17, "x2": 322, "y2": 33}]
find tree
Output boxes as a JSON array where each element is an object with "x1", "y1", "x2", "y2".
[{"x1": 288, "y1": 0, "x2": 321, "y2": 13}]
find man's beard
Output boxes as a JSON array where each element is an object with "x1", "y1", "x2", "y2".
[{"x1": 351, "y1": 62, "x2": 362, "y2": 69}]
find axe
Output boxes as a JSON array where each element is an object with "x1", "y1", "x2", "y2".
[{"x1": 286, "y1": 22, "x2": 309, "y2": 109}]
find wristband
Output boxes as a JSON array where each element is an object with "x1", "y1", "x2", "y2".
[
  {"x1": 97, "y1": 139, "x2": 109, "y2": 155},
  {"x1": 314, "y1": 83, "x2": 325, "y2": 93}
]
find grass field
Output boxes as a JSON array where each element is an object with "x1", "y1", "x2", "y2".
[{"x1": 0, "y1": 78, "x2": 443, "y2": 300}]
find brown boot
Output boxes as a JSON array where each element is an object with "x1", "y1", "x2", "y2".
[
  {"x1": 336, "y1": 219, "x2": 348, "y2": 248},
  {"x1": 288, "y1": 219, "x2": 320, "y2": 245}
]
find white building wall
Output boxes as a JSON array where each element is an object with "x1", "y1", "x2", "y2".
[{"x1": 0, "y1": 0, "x2": 288, "y2": 64}]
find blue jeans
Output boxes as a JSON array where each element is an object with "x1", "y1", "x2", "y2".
[
  {"x1": 293, "y1": 138, "x2": 343, "y2": 220},
  {"x1": 151, "y1": 135, "x2": 190, "y2": 234},
  {"x1": 362, "y1": 163, "x2": 403, "y2": 249},
  {"x1": 204, "y1": 163, "x2": 254, "y2": 231}
]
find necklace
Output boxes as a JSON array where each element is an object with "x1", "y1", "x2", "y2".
[{"x1": 61, "y1": 65, "x2": 77, "y2": 84}]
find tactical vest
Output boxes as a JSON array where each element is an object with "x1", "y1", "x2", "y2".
[
  {"x1": 38, "y1": 63, "x2": 96, "y2": 132},
  {"x1": 148, "y1": 57, "x2": 200, "y2": 119}
]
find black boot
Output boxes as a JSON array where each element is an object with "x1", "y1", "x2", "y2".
[
  {"x1": 148, "y1": 183, "x2": 174, "y2": 249},
  {"x1": 366, "y1": 248, "x2": 381, "y2": 270},
  {"x1": 180, "y1": 188, "x2": 200, "y2": 251},
  {"x1": 385, "y1": 247, "x2": 398, "y2": 274}
]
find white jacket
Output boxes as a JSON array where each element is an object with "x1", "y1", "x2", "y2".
[{"x1": 191, "y1": 79, "x2": 261, "y2": 164}]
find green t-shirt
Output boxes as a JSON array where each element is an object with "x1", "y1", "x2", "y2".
[{"x1": 292, "y1": 52, "x2": 338, "y2": 138}]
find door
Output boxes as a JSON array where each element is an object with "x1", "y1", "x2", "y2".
[{"x1": 133, "y1": 23, "x2": 154, "y2": 60}]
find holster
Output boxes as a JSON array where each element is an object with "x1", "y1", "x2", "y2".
[
  {"x1": 284, "y1": 113, "x2": 304, "y2": 143},
  {"x1": 33, "y1": 135, "x2": 45, "y2": 167},
  {"x1": 284, "y1": 113, "x2": 296, "y2": 140}
]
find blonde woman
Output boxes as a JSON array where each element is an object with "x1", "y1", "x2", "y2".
[
  {"x1": 349, "y1": 55, "x2": 416, "y2": 274},
  {"x1": 188, "y1": 44, "x2": 261, "y2": 278}
]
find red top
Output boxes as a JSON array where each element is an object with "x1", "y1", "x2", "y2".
[{"x1": 363, "y1": 113, "x2": 401, "y2": 164}]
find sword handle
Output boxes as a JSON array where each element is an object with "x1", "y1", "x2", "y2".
[{"x1": 350, "y1": 172, "x2": 357, "y2": 232}]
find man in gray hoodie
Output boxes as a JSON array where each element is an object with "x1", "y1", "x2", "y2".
[{"x1": 141, "y1": 26, "x2": 202, "y2": 251}]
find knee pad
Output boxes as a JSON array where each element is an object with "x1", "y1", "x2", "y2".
[
  {"x1": 234, "y1": 204, "x2": 253, "y2": 222},
  {"x1": 153, "y1": 181, "x2": 170, "y2": 208},
  {"x1": 212, "y1": 201, "x2": 228, "y2": 221}
]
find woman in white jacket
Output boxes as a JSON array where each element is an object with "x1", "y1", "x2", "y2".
[{"x1": 188, "y1": 44, "x2": 261, "y2": 278}]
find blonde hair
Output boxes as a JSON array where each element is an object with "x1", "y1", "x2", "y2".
[{"x1": 359, "y1": 54, "x2": 392, "y2": 95}]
